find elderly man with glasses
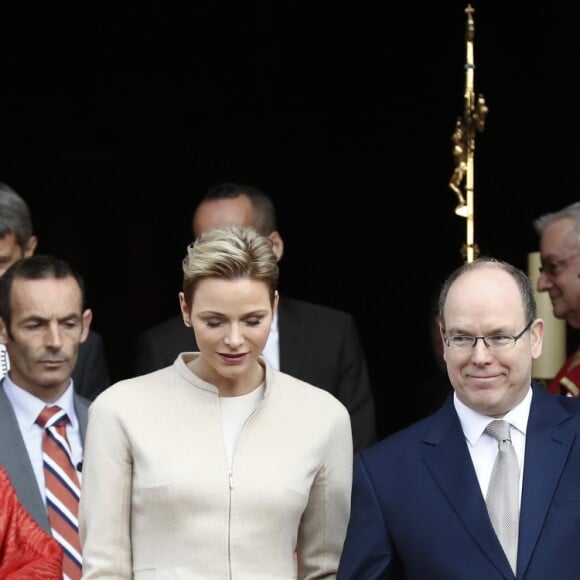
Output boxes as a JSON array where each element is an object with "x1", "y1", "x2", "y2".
[{"x1": 533, "y1": 201, "x2": 580, "y2": 396}]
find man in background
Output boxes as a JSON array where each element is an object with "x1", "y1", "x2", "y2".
[
  {"x1": 0, "y1": 254, "x2": 92, "y2": 579},
  {"x1": 533, "y1": 201, "x2": 580, "y2": 396},
  {"x1": 0, "y1": 183, "x2": 110, "y2": 399},
  {"x1": 135, "y1": 182, "x2": 377, "y2": 451}
]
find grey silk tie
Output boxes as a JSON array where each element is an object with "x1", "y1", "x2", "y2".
[{"x1": 485, "y1": 419, "x2": 519, "y2": 574}]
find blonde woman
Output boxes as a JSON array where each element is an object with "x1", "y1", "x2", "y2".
[{"x1": 79, "y1": 225, "x2": 353, "y2": 579}]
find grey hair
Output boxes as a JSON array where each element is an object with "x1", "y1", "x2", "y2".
[
  {"x1": 0, "y1": 183, "x2": 34, "y2": 246},
  {"x1": 533, "y1": 201, "x2": 580, "y2": 248}
]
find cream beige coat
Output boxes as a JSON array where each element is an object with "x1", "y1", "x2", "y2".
[{"x1": 79, "y1": 354, "x2": 353, "y2": 579}]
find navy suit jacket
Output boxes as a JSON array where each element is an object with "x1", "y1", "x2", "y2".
[
  {"x1": 135, "y1": 295, "x2": 377, "y2": 451},
  {"x1": 0, "y1": 385, "x2": 90, "y2": 534},
  {"x1": 338, "y1": 384, "x2": 580, "y2": 579}
]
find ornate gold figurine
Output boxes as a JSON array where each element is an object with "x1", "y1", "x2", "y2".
[{"x1": 448, "y1": 4, "x2": 488, "y2": 263}]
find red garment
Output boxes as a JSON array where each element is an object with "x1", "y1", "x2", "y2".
[
  {"x1": 0, "y1": 466, "x2": 62, "y2": 579},
  {"x1": 547, "y1": 348, "x2": 580, "y2": 396}
]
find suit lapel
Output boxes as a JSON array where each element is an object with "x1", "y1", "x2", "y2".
[
  {"x1": 517, "y1": 386, "x2": 574, "y2": 577},
  {"x1": 73, "y1": 393, "x2": 90, "y2": 441},
  {"x1": 0, "y1": 384, "x2": 51, "y2": 532},
  {"x1": 422, "y1": 400, "x2": 515, "y2": 578}
]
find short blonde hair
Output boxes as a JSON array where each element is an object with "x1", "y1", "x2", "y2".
[{"x1": 181, "y1": 225, "x2": 279, "y2": 307}]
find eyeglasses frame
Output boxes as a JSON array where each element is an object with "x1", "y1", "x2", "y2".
[
  {"x1": 443, "y1": 318, "x2": 535, "y2": 350},
  {"x1": 539, "y1": 250, "x2": 580, "y2": 277}
]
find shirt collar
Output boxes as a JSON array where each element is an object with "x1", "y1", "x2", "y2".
[
  {"x1": 2, "y1": 375, "x2": 78, "y2": 429},
  {"x1": 454, "y1": 386, "x2": 532, "y2": 447}
]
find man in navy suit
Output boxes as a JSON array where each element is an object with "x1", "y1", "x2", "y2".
[
  {"x1": 135, "y1": 182, "x2": 376, "y2": 451},
  {"x1": 338, "y1": 256, "x2": 580, "y2": 579}
]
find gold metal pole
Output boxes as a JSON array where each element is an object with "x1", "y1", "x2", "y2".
[
  {"x1": 448, "y1": 4, "x2": 488, "y2": 263},
  {"x1": 464, "y1": 17, "x2": 476, "y2": 264}
]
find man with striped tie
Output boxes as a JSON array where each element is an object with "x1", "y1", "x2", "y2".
[{"x1": 0, "y1": 255, "x2": 92, "y2": 579}]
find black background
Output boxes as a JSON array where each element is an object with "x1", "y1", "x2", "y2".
[{"x1": 1, "y1": 2, "x2": 577, "y2": 437}]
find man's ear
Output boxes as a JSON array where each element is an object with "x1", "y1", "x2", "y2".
[
  {"x1": 268, "y1": 231, "x2": 284, "y2": 262},
  {"x1": 23, "y1": 236, "x2": 38, "y2": 258},
  {"x1": 80, "y1": 309, "x2": 93, "y2": 343},
  {"x1": 0, "y1": 318, "x2": 9, "y2": 345},
  {"x1": 530, "y1": 318, "x2": 544, "y2": 361}
]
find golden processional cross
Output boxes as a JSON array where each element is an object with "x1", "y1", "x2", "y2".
[{"x1": 448, "y1": 4, "x2": 488, "y2": 263}]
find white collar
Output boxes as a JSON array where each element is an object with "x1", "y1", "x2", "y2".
[
  {"x1": 454, "y1": 386, "x2": 532, "y2": 447},
  {"x1": 2, "y1": 375, "x2": 78, "y2": 429}
]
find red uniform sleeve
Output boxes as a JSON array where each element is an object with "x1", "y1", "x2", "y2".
[
  {"x1": 547, "y1": 348, "x2": 580, "y2": 397},
  {"x1": 0, "y1": 467, "x2": 63, "y2": 579}
]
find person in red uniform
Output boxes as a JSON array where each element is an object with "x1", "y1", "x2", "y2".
[
  {"x1": 533, "y1": 202, "x2": 580, "y2": 396},
  {"x1": 0, "y1": 466, "x2": 62, "y2": 579}
]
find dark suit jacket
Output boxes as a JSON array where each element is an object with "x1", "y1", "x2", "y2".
[
  {"x1": 338, "y1": 384, "x2": 580, "y2": 579},
  {"x1": 0, "y1": 386, "x2": 90, "y2": 534},
  {"x1": 73, "y1": 329, "x2": 110, "y2": 400},
  {"x1": 135, "y1": 295, "x2": 376, "y2": 451}
]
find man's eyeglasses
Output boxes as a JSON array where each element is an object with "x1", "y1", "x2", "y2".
[
  {"x1": 444, "y1": 318, "x2": 534, "y2": 351},
  {"x1": 539, "y1": 250, "x2": 580, "y2": 277}
]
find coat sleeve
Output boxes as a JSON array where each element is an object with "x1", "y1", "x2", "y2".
[
  {"x1": 337, "y1": 453, "x2": 394, "y2": 580},
  {"x1": 0, "y1": 467, "x2": 63, "y2": 579},
  {"x1": 297, "y1": 403, "x2": 353, "y2": 579},
  {"x1": 79, "y1": 393, "x2": 133, "y2": 578}
]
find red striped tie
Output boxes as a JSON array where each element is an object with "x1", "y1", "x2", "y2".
[{"x1": 37, "y1": 406, "x2": 82, "y2": 580}]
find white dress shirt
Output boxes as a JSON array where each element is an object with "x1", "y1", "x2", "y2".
[
  {"x1": 454, "y1": 387, "x2": 531, "y2": 504},
  {"x1": 2, "y1": 375, "x2": 83, "y2": 503},
  {"x1": 262, "y1": 309, "x2": 280, "y2": 370}
]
